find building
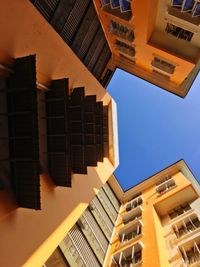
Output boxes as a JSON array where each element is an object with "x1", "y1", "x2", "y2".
[
  {"x1": 0, "y1": 1, "x2": 118, "y2": 267},
  {"x1": 45, "y1": 160, "x2": 200, "y2": 267},
  {"x1": 45, "y1": 181, "x2": 120, "y2": 267},
  {"x1": 0, "y1": 1, "x2": 199, "y2": 267},
  {"x1": 30, "y1": 0, "x2": 200, "y2": 97}
]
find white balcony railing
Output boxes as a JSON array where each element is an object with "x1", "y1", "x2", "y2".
[
  {"x1": 155, "y1": 178, "x2": 176, "y2": 195},
  {"x1": 118, "y1": 221, "x2": 142, "y2": 245},
  {"x1": 122, "y1": 206, "x2": 142, "y2": 225},
  {"x1": 169, "y1": 203, "x2": 192, "y2": 220},
  {"x1": 110, "y1": 242, "x2": 142, "y2": 267},
  {"x1": 180, "y1": 240, "x2": 200, "y2": 266},
  {"x1": 173, "y1": 215, "x2": 200, "y2": 240},
  {"x1": 125, "y1": 196, "x2": 143, "y2": 212}
]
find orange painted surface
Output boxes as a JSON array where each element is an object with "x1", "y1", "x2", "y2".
[
  {"x1": 104, "y1": 171, "x2": 198, "y2": 267},
  {"x1": 94, "y1": 0, "x2": 197, "y2": 96},
  {"x1": 0, "y1": 1, "x2": 117, "y2": 267}
]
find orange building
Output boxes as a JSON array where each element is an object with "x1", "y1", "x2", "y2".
[
  {"x1": 45, "y1": 160, "x2": 200, "y2": 267},
  {"x1": 0, "y1": 1, "x2": 118, "y2": 267},
  {"x1": 0, "y1": 1, "x2": 200, "y2": 267},
  {"x1": 29, "y1": 0, "x2": 200, "y2": 97},
  {"x1": 93, "y1": 0, "x2": 200, "y2": 97}
]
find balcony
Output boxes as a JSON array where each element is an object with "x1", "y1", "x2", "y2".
[
  {"x1": 110, "y1": 243, "x2": 142, "y2": 267},
  {"x1": 118, "y1": 221, "x2": 142, "y2": 245},
  {"x1": 151, "y1": 57, "x2": 176, "y2": 75},
  {"x1": 165, "y1": 23, "x2": 194, "y2": 42},
  {"x1": 125, "y1": 196, "x2": 143, "y2": 212},
  {"x1": 155, "y1": 177, "x2": 176, "y2": 195},
  {"x1": 109, "y1": 20, "x2": 134, "y2": 42},
  {"x1": 115, "y1": 40, "x2": 135, "y2": 57},
  {"x1": 169, "y1": 203, "x2": 192, "y2": 220},
  {"x1": 122, "y1": 206, "x2": 142, "y2": 225},
  {"x1": 180, "y1": 238, "x2": 200, "y2": 266},
  {"x1": 172, "y1": 214, "x2": 200, "y2": 240}
]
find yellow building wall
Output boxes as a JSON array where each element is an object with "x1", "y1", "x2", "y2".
[
  {"x1": 104, "y1": 171, "x2": 196, "y2": 267},
  {"x1": 0, "y1": 1, "x2": 116, "y2": 267},
  {"x1": 153, "y1": 208, "x2": 171, "y2": 267}
]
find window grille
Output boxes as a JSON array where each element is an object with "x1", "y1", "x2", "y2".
[
  {"x1": 90, "y1": 197, "x2": 113, "y2": 235},
  {"x1": 97, "y1": 188, "x2": 118, "y2": 223},
  {"x1": 120, "y1": 223, "x2": 142, "y2": 243},
  {"x1": 180, "y1": 241, "x2": 200, "y2": 265},
  {"x1": 172, "y1": 215, "x2": 200, "y2": 238},
  {"x1": 115, "y1": 40, "x2": 135, "y2": 56},
  {"x1": 152, "y1": 57, "x2": 176, "y2": 75},
  {"x1": 165, "y1": 23, "x2": 194, "y2": 41},
  {"x1": 67, "y1": 225, "x2": 101, "y2": 267},
  {"x1": 103, "y1": 183, "x2": 120, "y2": 211},
  {"x1": 31, "y1": 0, "x2": 60, "y2": 21},
  {"x1": 168, "y1": 203, "x2": 191, "y2": 220},
  {"x1": 110, "y1": 20, "x2": 134, "y2": 42},
  {"x1": 122, "y1": 208, "x2": 142, "y2": 225},
  {"x1": 125, "y1": 196, "x2": 143, "y2": 212},
  {"x1": 111, "y1": 243, "x2": 142, "y2": 266},
  {"x1": 156, "y1": 178, "x2": 176, "y2": 195}
]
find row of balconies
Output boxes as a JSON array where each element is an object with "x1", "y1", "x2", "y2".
[
  {"x1": 168, "y1": 201, "x2": 200, "y2": 266},
  {"x1": 109, "y1": 193, "x2": 143, "y2": 266}
]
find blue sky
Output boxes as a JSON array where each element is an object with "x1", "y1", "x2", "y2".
[{"x1": 107, "y1": 69, "x2": 200, "y2": 191}]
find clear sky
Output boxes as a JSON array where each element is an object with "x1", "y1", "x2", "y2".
[{"x1": 107, "y1": 69, "x2": 200, "y2": 191}]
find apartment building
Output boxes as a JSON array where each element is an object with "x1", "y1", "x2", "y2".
[
  {"x1": 0, "y1": 1, "x2": 118, "y2": 267},
  {"x1": 0, "y1": 1, "x2": 200, "y2": 267},
  {"x1": 29, "y1": 0, "x2": 200, "y2": 96},
  {"x1": 93, "y1": 0, "x2": 200, "y2": 97},
  {"x1": 45, "y1": 160, "x2": 200, "y2": 267}
]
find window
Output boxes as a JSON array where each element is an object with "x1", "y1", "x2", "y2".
[
  {"x1": 182, "y1": 0, "x2": 195, "y2": 11},
  {"x1": 119, "y1": 222, "x2": 142, "y2": 243},
  {"x1": 110, "y1": 20, "x2": 134, "y2": 42},
  {"x1": 110, "y1": 243, "x2": 142, "y2": 267},
  {"x1": 172, "y1": 0, "x2": 195, "y2": 11},
  {"x1": 111, "y1": 0, "x2": 120, "y2": 9},
  {"x1": 165, "y1": 23, "x2": 193, "y2": 41},
  {"x1": 172, "y1": 215, "x2": 200, "y2": 239},
  {"x1": 193, "y1": 2, "x2": 200, "y2": 17},
  {"x1": 155, "y1": 178, "x2": 176, "y2": 195},
  {"x1": 126, "y1": 196, "x2": 143, "y2": 212},
  {"x1": 101, "y1": 0, "x2": 132, "y2": 21},
  {"x1": 115, "y1": 40, "x2": 135, "y2": 56},
  {"x1": 119, "y1": 0, "x2": 131, "y2": 12},
  {"x1": 156, "y1": 176, "x2": 172, "y2": 186},
  {"x1": 171, "y1": 0, "x2": 200, "y2": 17},
  {"x1": 168, "y1": 203, "x2": 191, "y2": 220},
  {"x1": 152, "y1": 57, "x2": 176, "y2": 75},
  {"x1": 180, "y1": 241, "x2": 200, "y2": 265},
  {"x1": 122, "y1": 206, "x2": 142, "y2": 225},
  {"x1": 172, "y1": 0, "x2": 183, "y2": 7}
]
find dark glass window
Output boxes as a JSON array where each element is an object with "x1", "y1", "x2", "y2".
[{"x1": 165, "y1": 23, "x2": 193, "y2": 41}]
